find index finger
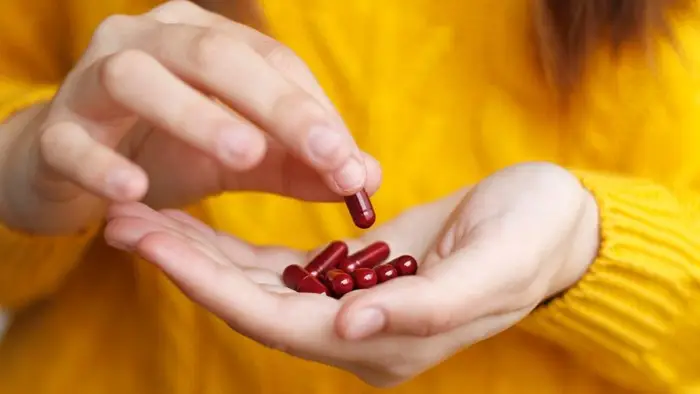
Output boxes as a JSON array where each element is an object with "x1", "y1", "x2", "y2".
[
  {"x1": 148, "y1": 1, "x2": 336, "y2": 111},
  {"x1": 134, "y1": 230, "x2": 342, "y2": 353},
  {"x1": 146, "y1": 4, "x2": 369, "y2": 194}
]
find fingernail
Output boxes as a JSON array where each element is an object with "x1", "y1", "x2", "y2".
[
  {"x1": 333, "y1": 157, "x2": 365, "y2": 192},
  {"x1": 307, "y1": 126, "x2": 343, "y2": 164},
  {"x1": 344, "y1": 307, "x2": 385, "y2": 340},
  {"x1": 218, "y1": 128, "x2": 254, "y2": 167}
]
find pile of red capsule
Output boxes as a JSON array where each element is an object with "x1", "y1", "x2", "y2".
[{"x1": 282, "y1": 190, "x2": 419, "y2": 298}]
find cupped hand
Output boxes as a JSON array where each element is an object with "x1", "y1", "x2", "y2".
[
  {"x1": 103, "y1": 201, "x2": 458, "y2": 387},
  {"x1": 104, "y1": 162, "x2": 600, "y2": 387},
  {"x1": 336, "y1": 162, "x2": 599, "y2": 343},
  {"x1": 5, "y1": 0, "x2": 379, "y2": 233}
]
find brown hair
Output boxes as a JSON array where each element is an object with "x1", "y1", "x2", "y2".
[{"x1": 534, "y1": 0, "x2": 692, "y2": 97}]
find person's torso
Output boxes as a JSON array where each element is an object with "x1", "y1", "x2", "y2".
[{"x1": 2, "y1": 0, "x2": 700, "y2": 393}]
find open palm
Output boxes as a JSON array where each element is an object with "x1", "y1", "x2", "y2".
[
  {"x1": 103, "y1": 198, "x2": 463, "y2": 387},
  {"x1": 103, "y1": 163, "x2": 596, "y2": 387}
]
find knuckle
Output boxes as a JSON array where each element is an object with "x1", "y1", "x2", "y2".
[
  {"x1": 421, "y1": 309, "x2": 457, "y2": 337},
  {"x1": 519, "y1": 279, "x2": 549, "y2": 307},
  {"x1": 38, "y1": 123, "x2": 72, "y2": 169},
  {"x1": 265, "y1": 44, "x2": 308, "y2": 74},
  {"x1": 258, "y1": 339, "x2": 292, "y2": 354},
  {"x1": 407, "y1": 293, "x2": 460, "y2": 337},
  {"x1": 189, "y1": 28, "x2": 238, "y2": 71},
  {"x1": 93, "y1": 14, "x2": 135, "y2": 43},
  {"x1": 160, "y1": 0, "x2": 200, "y2": 14},
  {"x1": 100, "y1": 50, "x2": 150, "y2": 93},
  {"x1": 376, "y1": 364, "x2": 417, "y2": 387},
  {"x1": 273, "y1": 91, "x2": 327, "y2": 132},
  {"x1": 361, "y1": 375, "x2": 405, "y2": 389},
  {"x1": 38, "y1": 126, "x2": 59, "y2": 164},
  {"x1": 151, "y1": 0, "x2": 203, "y2": 22}
]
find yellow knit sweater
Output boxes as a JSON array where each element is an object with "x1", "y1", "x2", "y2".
[{"x1": 1, "y1": 0, "x2": 700, "y2": 393}]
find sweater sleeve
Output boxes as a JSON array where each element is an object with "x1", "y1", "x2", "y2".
[
  {"x1": 520, "y1": 170, "x2": 700, "y2": 392},
  {"x1": 0, "y1": 1, "x2": 101, "y2": 310}
]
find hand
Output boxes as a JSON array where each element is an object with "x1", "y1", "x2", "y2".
[
  {"x1": 2, "y1": 0, "x2": 379, "y2": 234},
  {"x1": 336, "y1": 162, "x2": 599, "y2": 341},
  {"x1": 103, "y1": 162, "x2": 599, "y2": 387}
]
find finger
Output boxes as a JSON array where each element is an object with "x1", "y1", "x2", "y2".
[
  {"x1": 228, "y1": 150, "x2": 381, "y2": 201},
  {"x1": 347, "y1": 188, "x2": 468, "y2": 258},
  {"x1": 211, "y1": 231, "x2": 305, "y2": 272},
  {"x1": 105, "y1": 204, "x2": 195, "y2": 249},
  {"x1": 39, "y1": 121, "x2": 149, "y2": 201},
  {"x1": 251, "y1": 244, "x2": 307, "y2": 274},
  {"x1": 105, "y1": 203, "x2": 227, "y2": 263},
  {"x1": 259, "y1": 284, "x2": 296, "y2": 295},
  {"x1": 146, "y1": 1, "x2": 336, "y2": 112},
  {"x1": 160, "y1": 209, "x2": 216, "y2": 237},
  {"x1": 123, "y1": 203, "x2": 303, "y2": 272},
  {"x1": 106, "y1": 201, "x2": 165, "y2": 221},
  {"x1": 41, "y1": 28, "x2": 149, "y2": 202},
  {"x1": 241, "y1": 267, "x2": 285, "y2": 287},
  {"x1": 336, "y1": 228, "x2": 542, "y2": 340},
  {"x1": 44, "y1": 48, "x2": 265, "y2": 201},
  {"x1": 104, "y1": 216, "x2": 184, "y2": 250},
  {"x1": 134, "y1": 231, "x2": 339, "y2": 353},
  {"x1": 95, "y1": 50, "x2": 268, "y2": 171},
  {"x1": 145, "y1": 23, "x2": 366, "y2": 194},
  {"x1": 135, "y1": 231, "x2": 277, "y2": 321},
  {"x1": 147, "y1": 4, "x2": 375, "y2": 194}
]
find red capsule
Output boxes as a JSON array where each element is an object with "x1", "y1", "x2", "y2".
[
  {"x1": 297, "y1": 276, "x2": 330, "y2": 295},
  {"x1": 338, "y1": 241, "x2": 391, "y2": 274},
  {"x1": 325, "y1": 269, "x2": 354, "y2": 298},
  {"x1": 353, "y1": 268, "x2": 378, "y2": 289},
  {"x1": 282, "y1": 265, "x2": 330, "y2": 295},
  {"x1": 344, "y1": 190, "x2": 376, "y2": 229},
  {"x1": 374, "y1": 263, "x2": 399, "y2": 283},
  {"x1": 305, "y1": 241, "x2": 348, "y2": 277},
  {"x1": 390, "y1": 255, "x2": 418, "y2": 276},
  {"x1": 282, "y1": 264, "x2": 309, "y2": 290}
]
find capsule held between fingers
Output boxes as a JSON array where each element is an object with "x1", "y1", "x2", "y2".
[
  {"x1": 304, "y1": 241, "x2": 348, "y2": 277},
  {"x1": 374, "y1": 263, "x2": 399, "y2": 283},
  {"x1": 389, "y1": 255, "x2": 418, "y2": 276},
  {"x1": 353, "y1": 267, "x2": 378, "y2": 289},
  {"x1": 325, "y1": 269, "x2": 354, "y2": 298},
  {"x1": 344, "y1": 190, "x2": 376, "y2": 229},
  {"x1": 338, "y1": 241, "x2": 391, "y2": 274}
]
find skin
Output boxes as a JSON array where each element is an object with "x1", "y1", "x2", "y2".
[
  {"x1": 0, "y1": 1, "x2": 381, "y2": 234},
  {"x1": 104, "y1": 162, "x2": 600, "y2": 388}
]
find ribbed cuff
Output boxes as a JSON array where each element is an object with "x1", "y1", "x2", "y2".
[{"x1": 520, "y1": 170, "x2": 700, "y2": 385}]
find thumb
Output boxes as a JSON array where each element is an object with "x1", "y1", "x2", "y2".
[
  {"x1": 336, "y1": 233, "x2": 539, "y2": 340},
  {"x1": 336, "y1": 274, "x2": 458, "y2": 340}
]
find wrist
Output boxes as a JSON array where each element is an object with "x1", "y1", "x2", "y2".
[{"x1": 548, "y1": 186, "x2": 600, "y2": 299}]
